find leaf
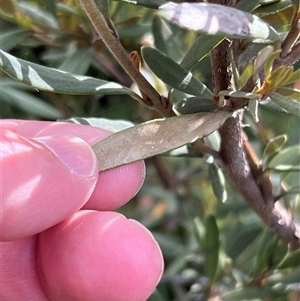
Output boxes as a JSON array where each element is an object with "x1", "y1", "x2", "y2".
[
  {"x1": 278, "y1": 248, "x2": 300, "y2": 269},
  {"x1": 44, "y1": 0, "x2": 56, "y2": 16},
  {"x1": 180, "y1": 35, "x2": 224, "y2": 70},
  {"x1": 1, "y1": 86, "x2": 63, "y2": 119},
  {"x1": 0, "y1": 49, "x2": 144, "y2": 103},
  {"x1": 18, "y1": 1, "x2": 59, "y2": 29},
  {"x1": 203, "y1": 215, "x2": 220, "y2": 285},
  {"x1": 236, "y1": 0, "x2": 261, "y2": 12},
  {"x1": 283, "y1": 68, "x2": 300, "y2": 85},
  {"x1": 248, "y1": 99, "x2": 259, "y2": 122},
  {"x1": 254, "y1": 0, "x2": 293, "y2": 14},
  {"x1": 252, "y1": 229, "x2": 275, "y2": 275},
  {"x1": 0, "y1": 28, "x2": 31, "y2": 52},
  {"x1": 93, "y1": 111, "x2": 232, "y2": 172},
  {"x1": 223, "y1": 286, "x2": 286, "y2": 300},
  {"x1": 174, "y1": 97, "x2": 220, "y2": 114},
  {"x1": 263, "y1": 134, "x2": 287, "y2": 164},
  {"x1": 115, "y1": 0, "x2": 167, "y2": 9},
  {"x1": 275, "y1": 87, "x2": 300, "y2": 100},
  {"x1": 159, "y1": 2, "x2": 280, "y2": 41},
  {"x1": 58, "y1": 46, "x2": 92, "y2": 74},
  {"x1": 62, "y1": 117, "x2": 134, "y2": 132},
  {"x1": 141, "y1": 46, "x2": 213, "y2": 99},
  {"x1": 219, "y1": 90, "x2": 261, "y2": 102},
  {"x1": 152, "y1": 15, "x2": 182, "y2": 61},
  {"x1": 254, "y1": 45, "x2": 274, "y2": 78},
  {"x1": 208, "y1": 163, "x2": 227, "y2": 203},
  {"x1": 239, "y1": 63, "x2": 254, "y2": 87},
  {"x1": 268, "y1": 145, "x2": 300, "y2": 170},
  {"x1": 238, "y1": 0, "x2": 263, "y2": 12},
  {"x1": 270, "y1": 92, "x2": 300, "y2": 117}
]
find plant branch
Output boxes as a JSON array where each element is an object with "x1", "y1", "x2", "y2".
[
  {"x1": 210, "y1": 1, "x2": 300, "y2": 249},
  {"x1": 274, "y1": 41, "x2": 300, "y2": 69},
  {"x1": 78, "y1": 0, "x2": 174, "y2": 117},
  {"x1": 280, "y1": 5, "x2": 300, "y2": 57}
]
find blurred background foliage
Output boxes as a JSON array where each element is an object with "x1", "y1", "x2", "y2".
[{"x1": 1, "y1": 0, "x2": 299, "y2": 300}]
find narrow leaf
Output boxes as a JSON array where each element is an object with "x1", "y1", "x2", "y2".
[
  {"x1": 208, "y1": 163, "x2": 227, "y2": 203},
  {"x1": 268, "y1": 145, "x2": 300, "y2": 169},
  {"x1": 263, "y1": 134, "x2": 287, "y2": 164},
  {"x1": 174, "y1": 97, "x2": 220, "y2": 115},
  {"x1": 275, "y1": 87, "x2": 300, "y2": 100},
  {"x1": 62, "y1": 117, "x2": 134, "y2": 132},
  {"x1": 180, "y1": 35, "x2": 224, "y2": 70},
  {"x1": 115, "y1": 0, "x2": 167, "y2": 9},
  {"x1": 270, "y1": 92, "x2": 300, "y2": 117},
  {"x1": 278, "y1": 248, "x2": 300, "y2": 269},
  {"x1": 254, "y1": 45, "x2": 274, "y2": 78},
  {"x1": 152, "y1": 15, "x2": 182, "y2": 61},
  {"x1": 0, "y1": 49, "x2": 144, "y2": 102},
  {"x1": 160, "y1": 2, "x2": 279, "y2": 41},
  {"x1": 0, "y1": 29, "x2": 31, "y2": 52},
  {"x1": 203, "y1": 215, "x2": 220, "y2": 285},
  {"x1": 236, "y1": 0, "x2": 261, "y2": 12},
  {"x1": 141, "y1": 46, "x2": 213, "y2": 98},
  {"x1": 93, "y1": 111, "x2": 232, "y2": 172}
]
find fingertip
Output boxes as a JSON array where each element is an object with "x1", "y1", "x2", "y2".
[
  {"x1": 38, "y1": 211, "x2": 164, "y2": 301},
  {"x1": 1, "y1": 131, "x2": 98, "y2": 240},
  {"x1": 84, "y1": 160, "x2": 146, "y2": 211}
]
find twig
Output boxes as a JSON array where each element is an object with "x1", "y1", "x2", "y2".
[
  {"x1": 78, "y1": 0, "x2": 174, "y2": 117},
  {"x1": 210, "y1": 4, "x2": 300, "y2": 249},
  {"x1": 274, "y1": 42, "x2": 300, "y2": 69},
  {"x1": 280, "y1": 5, "x2": 300, "y2": 57}
]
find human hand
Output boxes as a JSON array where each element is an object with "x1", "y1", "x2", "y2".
[{"x1": 1, "y1": 120, "x2": 164, "y2": 301}]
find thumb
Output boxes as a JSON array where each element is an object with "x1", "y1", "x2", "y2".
[{"x1": 1, "y1": 129, "x2": 98, "y2": 241}]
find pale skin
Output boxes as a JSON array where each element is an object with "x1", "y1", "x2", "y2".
[{"x1": 1, "y1": 120, "x2": 164, "y2": 301}]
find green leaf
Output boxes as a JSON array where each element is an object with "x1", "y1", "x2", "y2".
[
  {"x1": 0, "y1": 49, "x2": 144, "y2": 103},
  {"x1": 263, "y1": 134, "x2": 287, "y2": 164},
  {"x1": 252, "y1": 229, "x2": 275, "y2": 275},
  {"x1": 283, "y1": 68, "x2": 300, "y2": 85},
  {"x1": 278, "y1": 248, "x2": 300, "y2": 269},
  {"x1": 1, "y1": 86, "x2": 63, "y2": 119},
  {"x1": 115, "y1": 0, "x2": 167, "y2": 9},
  {"x1": 159, "y1": 2, "x2": 280, "y2": 41},
  {"x1": 236, "y1": 0, "x2": 261, "y2": 12},
  {"x1": 223, "y1": 286, "x2": 286, "y2": 300},
  {"x1": 152, "y1": 15, "x2": 182, "y2": 61},
  {"x1": 180, "y1": 35, "x2": 224, "y2": 70},
  {"x1": 174, "y1": 97, "x2": 220, "y2": 114},
  {"x1": 270, "y1": 92, "x2": 300, "y2": 117},
  {"x1": 43, "y1": 0, "x2": 57, "y2": 16},
  {"x1": 93, "y1": 111, "x2": 232, "y2": 172},
  {"x1": 254, "y1": 45, "x2": 274, "y2": 78},
  {"x1": 275, "y1": 87, "x2": 300, "y2": 100},
  {"x1": 239, "y1": 63, "x2": 254, "y2": 87},
  {"x1": 254, "y1": 0, "x2": 293, "y2": 14},
  {"x1": 0, "y1": 28, "x2": 31, "y2": 52},
  {"x1": 62, "y1": 117, "x2": 134, "y2": 132},
  {"x1": 141, "y1": 46, "x2": 213, "y2": 98},
  {"x1": 268, "y1": 145, "x2": 300, "y2": 170},
  {"x1": 203, "y1": 215, "x2": 220, "y2": 285},
  {"x1": 58, "y1": 46, "x2": 92, "y2": 74},
  {"x1": 18, "y1": 1, "x2": 59, "y2": 29},
  {"x1": 208, "y1": 163, "x2": 227, "y2": 203}
]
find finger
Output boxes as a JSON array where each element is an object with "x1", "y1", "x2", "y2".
[
  {"x1": 1, "y1": 120, "x2": 146, "y2": 210},
  {"x1": 38, "y1": 210, "x2": 164, "y2": 301},
  {"x1": 1, "y1": 129, "x2": 98, "y2": 240},
  {"x1": 1, "y1": 238, "x2": 48, "y2": 301}
]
